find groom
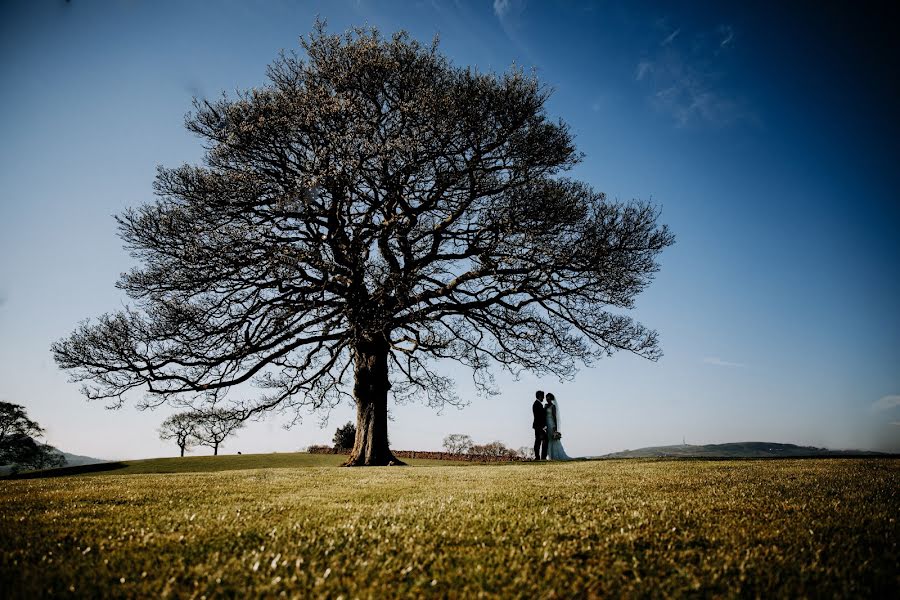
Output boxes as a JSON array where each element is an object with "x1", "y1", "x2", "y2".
[{"x1": 532, "y1": 390, "x2": 548, "y2": 460}]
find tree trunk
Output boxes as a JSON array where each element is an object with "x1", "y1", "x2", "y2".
[
  {"x1": 344, "y1": 335, "x2": 404, "y2": 466},
  {"x1": 214, "y1": 442, "x2": 218, "y2": 456},
  {"x1": 180, "y1": 445, "x2": 185, "y2": 457}
]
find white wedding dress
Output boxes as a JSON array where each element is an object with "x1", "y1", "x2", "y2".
[{"x1": 546, "y1": 399, "x2": 572, "y2": 461}]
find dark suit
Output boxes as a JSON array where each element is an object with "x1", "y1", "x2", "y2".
[{"x1": 532, "y1": 400, "x2": 548, "y2": 460}]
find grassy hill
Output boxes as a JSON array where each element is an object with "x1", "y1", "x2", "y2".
[
  {"x1": 7, "y1": 441, "x2": 891, "y2": 480},
  {"x1": 600, "y1": 441, "x2": 891, "y2": 459},
  {"x1": 1, "y1": 451, "x2": 471, "y2": 479},
  {"x1": 60, "y1": 450, "x2": 106, "y2": 467},
  {"x1": 0, "y1": 449, "x2": 106, "y2": 477},
  {"x1": 7, "y1": 442, "x2": 891, "y2": 480}
]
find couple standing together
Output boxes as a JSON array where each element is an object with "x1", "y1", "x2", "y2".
[{"x1": 531, "y1": 390, "x2": 572, "y2": 461}]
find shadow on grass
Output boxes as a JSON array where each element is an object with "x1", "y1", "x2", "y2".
[
  {"x1": 2, "y1": 462, "x2": 128, "y2": 480},
  {"x1": 6, "y1": 453, "x2": 891, "y2": 482}
]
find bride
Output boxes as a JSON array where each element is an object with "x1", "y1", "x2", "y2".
[{"x1": 545, "y1": 393, "x2": 573, "y2": 461}]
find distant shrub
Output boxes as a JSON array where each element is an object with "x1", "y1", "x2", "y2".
[
  {"x1": 306, "y1": 444, "x2": 336, "y2": 453},
  {"x1": 469, "y1": 441, "x2": 517, "y2": 458},
  {"x1": 332, "y1": 422, "x2": 356, "y2": 450}
]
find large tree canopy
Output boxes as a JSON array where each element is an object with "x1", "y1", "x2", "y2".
[{"x1": 52, "y1": 24, "x2": 674, "y2": 465}]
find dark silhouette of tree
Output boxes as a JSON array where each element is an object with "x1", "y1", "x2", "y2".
[
  {"x1": 442, "y1": 433, "x2": 474, "y2": 454},
  {"x1": 332, "y1": 421, "x2": 356, "y2": 450},
  {"x1": 0, "y1": 401, "x2": 42, "y2": 445},
  {"x1": 192, "y1": 409, "x2": 244, "y2": 456},
  {"x1": 51, "y1": 23, "x2": 674, "y2": 466},
  {"x1": 158, "y1": 412, "x2": 198, "y2": 457},
  {"x1": 2, "y1": 436, "x2": 66, "y2": 472},
  {"x1": 32, "y1": 442, "x2": 66, "y2": 470},
  {"x1": 0, "y1": 402, "x2": 66, "y2": 471}
]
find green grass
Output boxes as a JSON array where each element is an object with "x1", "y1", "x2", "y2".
[
  {"x1": 1, "y1": 458, "x2": 897, "y2": 597},
  {"x1": 3, "y1": 451, "x2": 463, "y2": 479}
]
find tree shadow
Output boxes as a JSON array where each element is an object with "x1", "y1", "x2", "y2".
[{"x1": 2, "y1": 461, "x2": 128, "y2": 480}]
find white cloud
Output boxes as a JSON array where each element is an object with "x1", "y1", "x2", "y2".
[
  {"x1": 492, "y1": 0, "x2": 533, "y2": 64},
  {"x1": 651, "y1": 73, "x2": 742, "y2": 128},
  {"x1": 493, "y1": 0, "x2": 526, "y2": 23},
  {"x1": 702, "y1": 357, "x2": 747, "y2": 368},
  {"x1": 661, "y1": 28, "x2": 680, "y2": 46},
  {"x1": 634, "y1": 23, "x2": 750, "y2": 127},
  {"x1": 718, "y1": 25, "x2": 735, "y2": 48},
  {"x1": 635, "y1": 60, "x2": 653, "y2": 81},
  {"x1": 872, "y1": 395, "x2": 900, "y2": 411}
]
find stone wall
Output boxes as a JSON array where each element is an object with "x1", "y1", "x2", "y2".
[{"x1": 306, "y1": 446, "x2": 524, "y2": 463}]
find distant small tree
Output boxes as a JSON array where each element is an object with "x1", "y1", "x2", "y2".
[
  {"x1": 158, "y1": 412, "x2": 198, "y2": 457},
  {"x1": 0, "y1": 401, "x2": 66, "y2": 471},
  {"x1": 516, "y1": 446, "x2": 534, "y2": 460},
  {"x1": 192, "y1": 409, "x2": 244, "y2": 456},
  {"x1": 442, "y1": 434, "x2": 474, "y2": 455},
  {"x1": 333, "y1": 422, "x2": 356, "y2": 450},
  {"x1": 469, "y1": 441, "x2": 517, "y2": 458}
]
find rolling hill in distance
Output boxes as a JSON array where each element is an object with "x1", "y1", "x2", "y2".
[
  {"x1": 3, "y1": 441, "x2": 894, "y2": 479},
  {"x1": 598, "y1": 441, "x2": 893, "y2": 459}
]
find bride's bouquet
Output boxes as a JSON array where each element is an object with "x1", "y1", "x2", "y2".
[{"x1": 552, "y1": 431, "x2": 562, "y2": 440}]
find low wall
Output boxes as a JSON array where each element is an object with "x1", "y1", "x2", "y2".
[{"x1": 306, "y1": 446, "x2": 523, "y2": 463}]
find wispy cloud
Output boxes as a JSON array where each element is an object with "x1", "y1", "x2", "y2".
[
  {"x1": 493, "y1": 0, "x2": 525, "y2": 21},
  {"x1": 718, "y1": 24, "x2": 735, "y2": 48},
  {"x1": 703, "y1": 357, "x2": 747, "y2": 368},
  {"x1": 635, "y1": 60, "x2": 652, "y2": 81},
  {"x1": 492, "y1": 0, "x2": 535, "y2": 66},
  {"x1": 493, "y1": 0, "x2": 512, "y2": 18},
  {"x1": 872, "y1": 395, "x2": 900, "y2": 411},
  {"x1": 661, "y1": 28, "x2": 680, "y2": 46},
  {"x1": 634, "y1": 22, "x2": 750, "y2": 127}
]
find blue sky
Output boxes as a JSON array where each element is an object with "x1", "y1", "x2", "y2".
[{"x1": 1, "y1": 0, "x2": 898, "y2": 459}]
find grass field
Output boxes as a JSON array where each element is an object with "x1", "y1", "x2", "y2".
[
  {"x1": 1, "y1": 457, "x2": 897, "y2": 597},
  {"x1": 2, "y1": 451, "x2": 462, "y2": 479}
]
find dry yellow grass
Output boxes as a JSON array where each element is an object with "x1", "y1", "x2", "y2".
[{"x1": 1, "y1": 458, "x2": 897, "y2": 597}]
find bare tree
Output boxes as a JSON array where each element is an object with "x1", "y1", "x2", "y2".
[
  {"x1": 442, "y1": 434, "x2": 474, "y2": 455},
  {"x1": 192, "y1": 409, "x2": 244, "y2": 456},
  {"x1": 158, "y1": 412, "x2": 198, "y2": 457},
  {"x1": 51, "y1": 23, "x2": 674, "y2": 466},
  {"x1": 469, "y1": 441, "x2": 517, "y2": 458}
]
